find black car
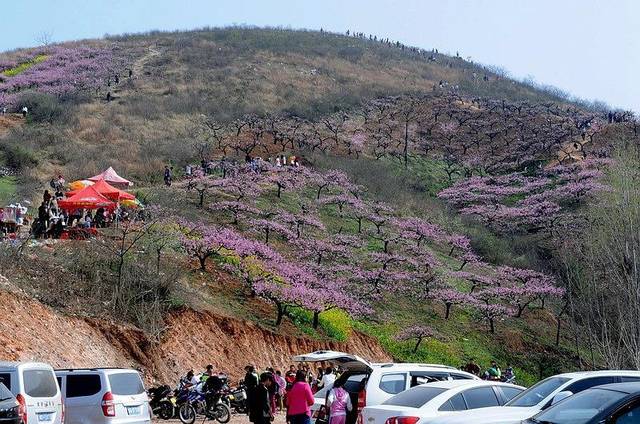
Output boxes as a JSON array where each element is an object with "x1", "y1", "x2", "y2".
[
  {"x1": 524, "y1": 382, "x2": 640, "y2": 424},
  {"x1": 0, "y1": 382, "x2": 20, "y2": 424}
]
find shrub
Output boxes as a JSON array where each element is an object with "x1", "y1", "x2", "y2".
[{"x1": 18, "y1": 92, "x2": 68, "y2": 124}]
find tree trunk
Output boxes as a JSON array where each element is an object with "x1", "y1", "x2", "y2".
[
  {"x1": 489, "y1": 318, "x2": 495, "y2": 333},
  {"x1": 275, "y1": 303, "x2": 284, "y2": 326},
  {"x1": 413, "y1": 337, "x2": 423, "y2": 353},
  {"x1": 198, "y1": 256, "x2": 207, "y2": 271},
  {"x1": 445, "y1": 303, "x2": 452, "y2": 319},
  {"x1": 313, "y1": 311, "x2": 320, "y2": 329}
]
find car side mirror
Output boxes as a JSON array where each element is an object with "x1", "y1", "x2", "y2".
[{"x1": 551, "y1": 391, "x2": 573, "y2": 405}]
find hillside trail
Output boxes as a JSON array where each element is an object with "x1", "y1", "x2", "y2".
[
  {"x1": 0, "y1": 114, "x2": 24, "y2": 138},
  {"x1": 551, "y1": 135, "x2": 588, "y2": 167}
]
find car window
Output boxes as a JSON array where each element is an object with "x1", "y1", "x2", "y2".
[
  {"x1": 619, "y1": 377, "x2": 640, "y2": 383},
  {"x1": 66, "y1": 374, "x2": 102, "y2": 398},
  {"x1": 615, "y1": 403, "x2": 640, "y2": 423},
  {"x1": 0, "y1": 383, "x2": 13, "y2": 401},
  {"x1": 108, "y1": 373, "x2": 144, "y2": 396},
  {"x1": 383, "y1": 386, "x2": 447, "y2": 407},
  {"x1": 507, "y1": 376, "x2": 571, "y2": 407},
  {"x1": 450, "y1": 373, "x2": 474, "y2": 380},
  {"x1": 379, "y1": 373, "x2": 407, "y2": 395},
  {"x1": 500, "y1": 387, "x2": 523, "y2": 402},
  {"x1": 0, "y1": 374, "x2": 11, "y2": 391},
  {"x1": 23, "y1": 369, "x2": 58, "y2": 398},
  {"x1": 410, "y1": 372, "x2": 449, "y2": 387},
  {"x1": 344, "y1": 374, "x2": 367, "y2": 393},
  {"x1": 564, "y1": 377, "x2": 616, "y2": 394},
  {"x1": 438, "y1": 393, "x2": 467, "y2": 412},
  {"x1": 534, "y1": 388, "x2": 626, "y2": 424},
  {"x1": 462, "y1": 387, "x2": 500, "y2": 409}
]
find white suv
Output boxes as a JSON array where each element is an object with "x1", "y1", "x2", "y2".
[
  {"x1": 56, "y1": 368, "x2": 151, "y2": 424},
  {"x1": 425, "y1": 370, "x2": 640, "y2": 424},
  {"x1": 293, "y1": 351, "x2": 480, "y2": 424},
  {"x1": 0, "y1": 361, "x2": 63, "y2": 424}
]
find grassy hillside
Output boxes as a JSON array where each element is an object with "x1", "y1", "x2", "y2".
[{"x1": 0, "y1": 27, "x2": 636, "y2": 385}]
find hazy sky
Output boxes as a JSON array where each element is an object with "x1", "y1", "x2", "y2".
[{"x1": 2, "y1": 0, "x2": 638, "y2": 111}]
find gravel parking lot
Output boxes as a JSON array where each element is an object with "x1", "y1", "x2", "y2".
[{"x1": 155, "y1": 413, "x2": 288, "y2": 424}]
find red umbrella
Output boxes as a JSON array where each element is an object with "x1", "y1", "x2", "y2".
[{"x1": 58, "y1": 185, "x2": 115, "y2": 210}]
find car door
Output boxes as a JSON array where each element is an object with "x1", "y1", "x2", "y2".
[
  {"x1": 63, "y1": 373, "x2": 103, "y2": 424},
  {"x1": 608, "y1": 399, "x2": 640, "y2": 423},
  {"x1": 461, "y1": 387, "x2": 501, "y2": 410}
]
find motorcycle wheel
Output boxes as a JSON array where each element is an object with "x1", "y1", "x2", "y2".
[
  {"x1": 158, "y1": 400, "x2": 175, "y2": 420},
  {"x1": 178, "y1": 404, "x2": 197, "y2": 424},
  {"x1": 234, "y1": 403, "x2": 248, "y2": 415},
  {"x1": 213, "y1": 403, "x2": 231, "y2": 424}
]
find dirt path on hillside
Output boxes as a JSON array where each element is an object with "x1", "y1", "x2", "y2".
[
  {"x1": 551, "y1": 136, "x2": 588, "y2": 167},
  {"x1": 0, "y1": 114, "x2": 23, "y2": 137}
]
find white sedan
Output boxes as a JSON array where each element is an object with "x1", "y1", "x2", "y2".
[{"x1": 360, "y1": 380, "x2": 524, "y2": 424}]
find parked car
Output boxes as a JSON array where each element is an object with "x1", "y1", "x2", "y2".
[
  {"x1": 0, "y1": 361, "x2": 63, "y2": 424},
  {"x1": 56, "y1": 368, "x2": 151, "y2": 424},
  {"x1": 361, "y1": 380, "x2": 524, "y2": 424},
  {"x1": 524, "y1": 382, "x2": 640, "y2": 424},
  {"x1": 293, "y1": 351, "x2": 480, "y2": 424},
  {"x1": 0, "y1": 382, "x2": 20, "y2": 424},
  {"x1": 424, "y1": 370, "x2": 640, "y2": 424}
]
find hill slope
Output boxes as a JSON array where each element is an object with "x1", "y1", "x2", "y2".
[{"x1": 0, "y1": 27, "x2": 638, "y2": 385}]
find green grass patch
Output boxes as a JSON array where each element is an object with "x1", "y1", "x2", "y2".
[
  {"x1": 0, "y1": 176, "x2": 17, "y2": 204},
  {"x1": 2, "y1": 55, "x2": 48, "y2": 77}
]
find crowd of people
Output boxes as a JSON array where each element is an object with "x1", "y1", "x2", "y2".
[
  {"x1": 177, "y1": 363, "x2": 345, "y2": 424},
  {"x1": 461, "y1": 359, "x2": 515, "y2": 383}
]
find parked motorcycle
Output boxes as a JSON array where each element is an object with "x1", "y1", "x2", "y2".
[
  {"x1": 178, "y1": 388, "x2": 231, "y2": 424},
  {"x1": 147, "y1": 385, "x2": 175, "y2": 420},
  {"x1": 221, "y1": 383, "x2": 248, "y2": 414}
]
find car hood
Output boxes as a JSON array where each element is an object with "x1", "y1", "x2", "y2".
[{"x1": 426, "y1": 406, "x2": 538, "y2": 424}]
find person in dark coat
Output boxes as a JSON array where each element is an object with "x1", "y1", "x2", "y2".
[
  {"x1": 249, "y1": 373, "x2": 273, "y2": 424},
  {"x1": 245, "y1": 365, "x2": 259, "y2": 417}
]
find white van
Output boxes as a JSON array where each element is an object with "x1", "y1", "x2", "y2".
[
  {"x1": 293, "y1": 351, "x2": 480, "y2": 424},
  {"x1": 55, "y1": 368, "x2": 151, "y2": 424},
  {"x1": 0, "y1": 361, "x2": 63, "y2": 424}
]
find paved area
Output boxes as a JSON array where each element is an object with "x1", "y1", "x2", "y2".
[{"x1": 155, "y1": 413, "x2": 288, "y2": 424}]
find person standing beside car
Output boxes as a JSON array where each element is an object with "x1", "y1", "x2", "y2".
[
  {"x1": 327, "y1": 379, "x2": 353, "y2": 424},
  {"x1": 286, "y1": 371, "x2": 315, "y2": 424},
  {"x1": 320, "y1": 367, "x2": 336, "y2": 389},
  {"x1": 245, "y1": 365, "x2": 259, "y2": 417}
]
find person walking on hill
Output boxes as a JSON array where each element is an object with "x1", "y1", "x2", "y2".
[
  {"x1": 327, "y1": 379, "x2": 353, "y2": 424},
  {"x1": 286, "y1": 371, "x2": 314, "y2": 424},
  {"x1": 164, "y1": 166, "x2": 172, "y2": 186},
  {"x1": 250, "y1": 373, "x2": 273, "y2": 424}
]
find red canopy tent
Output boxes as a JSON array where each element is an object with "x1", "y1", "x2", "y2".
[
  {"x1": 66, "y1": 179, "x2": 135, "y2": 201},
  {"x1": 88, "y1": 167, "x2": 133, "y2": 188},
  {"x1": 58, "y1": 185, "x2": 116, "y2": 210}
]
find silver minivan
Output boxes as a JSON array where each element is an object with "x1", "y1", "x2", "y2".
[
  {"x1": 56, "y1": 368, "x2": 151, "y2": 424},
  {"x1": 0, "y1": 361, "x2": 63, "y2": 424}
]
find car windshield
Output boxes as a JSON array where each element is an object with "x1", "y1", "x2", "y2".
[
  {"x1": 0, "y1": 383, "x2": 12, "y2": 401},
  {"x1": 531, "y1": 388, "x2": 626, "y2": 424},
  {"x1": 382, "y1": 387, "x2": 447, "y2": 408},
  {"x1": 506, "y1": 377, "x2": 571, "y2": 407}
]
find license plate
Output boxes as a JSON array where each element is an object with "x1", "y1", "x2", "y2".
[
  {"x1": 38, "y1": 412, "x2": 53, "y2": 422},
  {"x1": 127, "y1": 406, "x2": 141, "y2": 415}
]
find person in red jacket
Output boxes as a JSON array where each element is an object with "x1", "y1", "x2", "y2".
[{"x1": 286, "y1": 370, "x2": 315, "y2": 424}]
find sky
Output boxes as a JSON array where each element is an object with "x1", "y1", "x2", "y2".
[{"x1": 2, "y1": 0, "x2": 638, "y2": 112}]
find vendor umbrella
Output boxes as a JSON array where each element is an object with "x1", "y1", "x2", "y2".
[
  {"x1": 88, "y1": 166, "x2": 133, "y2": 188},
  {"x1": 58, "y1": 185, "x2": 115, "y2": 210}
]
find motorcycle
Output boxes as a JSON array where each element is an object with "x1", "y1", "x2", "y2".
[
  {"x1": 147, "y1": 385, "x2": 175, "y2": 420},
  {"x1": 178, "y1": 388, "x2": 231, "y2": 424},
  {"x1": 221, "y1": 383, "x2": 248, "y2": 414}
]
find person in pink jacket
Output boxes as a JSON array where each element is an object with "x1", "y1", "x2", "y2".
[
  {"x1": 286, "y1": 370, "x2": 315, "y2": 424},
  {"x1": 327, "y1": 379, "x2": 353, "y2": 424}
]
